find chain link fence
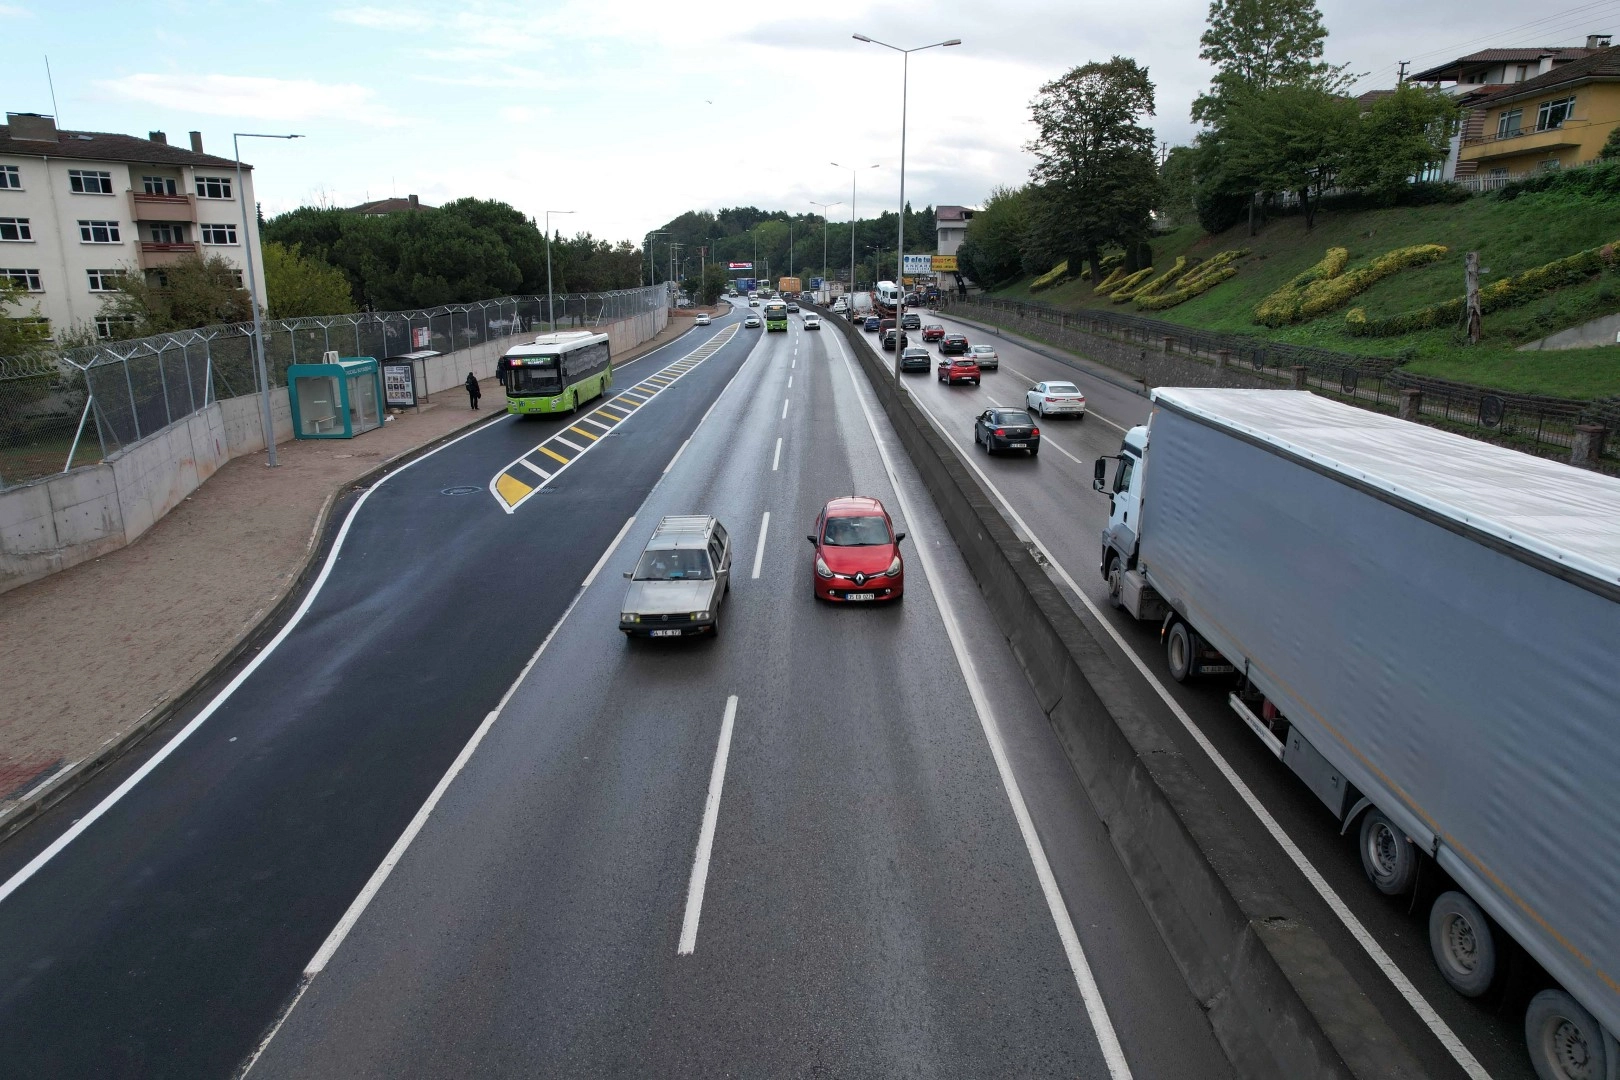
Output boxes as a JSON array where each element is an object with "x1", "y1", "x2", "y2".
[{"x1": 0, "y1": 286, "x2": 665, "y2": 490}]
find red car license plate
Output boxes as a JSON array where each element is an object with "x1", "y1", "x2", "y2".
[
  {"x1": 651, "y1": 628, "x2": 683, "y2": 637},
  {"x1": 845, "y1": 592, "x2": 876, "y2": 601}
]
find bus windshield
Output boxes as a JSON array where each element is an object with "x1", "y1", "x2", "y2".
[{"x1": 509, "y1": 357, "x2": 562, "y2": 395}]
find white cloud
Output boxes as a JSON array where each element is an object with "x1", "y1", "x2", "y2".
[
  {"x1": 0, "y1": 3, "x2": 32, "y2": 16},
  {"x1": 99, "y1": 73, "x2": 405, "y2": 126}
]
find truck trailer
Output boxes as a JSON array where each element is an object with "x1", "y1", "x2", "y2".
[{"x1": 1092, "y1": 388, "x2": 1619, "y2": 1080}]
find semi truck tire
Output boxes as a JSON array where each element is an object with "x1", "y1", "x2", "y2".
[
  {"x1": 1166, "y1": 620, "x2": 1194, "y2": 683},
  {"x1": 1524, "y1": 988, "x2": 1608, "y2": 1080},
  {"x1": 1358, "y1": 809, "x2": 1419, "y2": 896},
  {"x1": 1105, "y1": 555, "x2": 1125, "y2": 610},
  {"x1": 1429, "y1": 890, "x2": 1498, "y2": 997}
]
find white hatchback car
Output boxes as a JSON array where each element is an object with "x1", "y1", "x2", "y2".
[
  {"x1": 803, "y1": 315, "x2": 821, "y2": 330},
  {"x1": 1026, "y1": 380, "x2": 1087, "y2": 418}
]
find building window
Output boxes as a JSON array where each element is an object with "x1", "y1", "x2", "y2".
[
  {"x1": 231, "y1": 269, "x2": 244, "y2": 288},
  {"x1": 196, "y1": 176, "x2": 233, "y2": 199},
  {"x1": 1538, "y1": 159, "x2": 1563, "y2": 172},
  {"x1": 79, "y1": 220, "x2": 122, "y2": 243},
  {"x1": 149, "y1": 223, "x2": 187, "y2": 244},
  {"x1": 87, "y1": 268, "x2": 126, "y2": 292},
  {"x1": 1496, "y1": 109, "x2": 1523, "y2": 138},
  {"x1": 0, "y1": 165, "x2": 19, "y2": 189},
  {"x1": 1514, "y1": 65, "x2": 1529, "y2": 82},
  {"x1": 94, "y1": 315, "x2": 138, "y2": 340},
  {"x1": 1537, "y1": 96, "x2": 1576, "y2": 131},
  {"x1": 142, "y1": 176, "x2": 178, "y2": 196},
  {"x1": 148, "y1": 269, "x2": 169, "y2": 288},
  {"x1": 0, "y1": 217, "x2": 32, "y2": 241},
  {"x1": 1, "y1": 268, "x2": 43, "y2": 291},
  {"x1": 69, "y1": 169, "x2": 115, "y2": 195},
  {"x1": 201, "y1": 223, "x2": 238, "y2": 245}
]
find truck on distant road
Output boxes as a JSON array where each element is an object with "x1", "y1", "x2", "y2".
[
  {"x1": 1092, "y1": 388, "x2": 1620, "y2": 1080},
  {"x1": 844, "y1": 291, "x2": 873, "y2": 320},
  {"x1": 778, "y1": 277, "x2": 802, "y2": 297}
]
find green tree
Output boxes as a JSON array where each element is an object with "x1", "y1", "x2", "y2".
[
  {"x1": 1158, "y1": 146, "x2": 1199, "y2": 224},
  {"x1": 1342, "y1": 84, "x2": 1458, "y2": 203},
  {"x1": 0, "y1": 277, "x2": 51, "y2": 352},
  {"x1": 98, "y1": 254, "x2": 253, "y2": 334},
  {"x1": 1026, "y1": 56, "x2": 1160, "y2": 283},
  {"x1": 1192, "y1": 0, "x2": 1345, "y2": 124},
  {"x1": 1222, "y1": 81, "x2": 1359, "y2": 228},
  {"x1": 263, "y1": 241, "x2": 355, "y2": 318},
  {"x1": 1602, "y1": 125, "x2": 1620, "y2": 161},
  {"x1": 955, "y1": 185, "x2": 1030, "y2": 287}
]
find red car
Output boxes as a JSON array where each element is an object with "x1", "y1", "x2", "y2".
[
  {"x1": 921, "y1": 324, "x2": 945, "y2": 342},
  {"x1": 807, "y1": 496, "x2": 906, "y2": 602},
  {"x1": 937, "y1": 356, "x2": 981, "y2": 385}
]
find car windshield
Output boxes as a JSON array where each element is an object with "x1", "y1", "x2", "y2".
[
  {"x1": 822, "y1": 515, "x2": 891, "y2": 547},
  {"x1": 633, "y1": 548, "x2": 712, "y2": 581},
  {"x1": 954, "y1": 358, "x2": 975, "y2": 366},
  {"x1": 991, "y1": 410, "x2": 1034, "y2": 425},
  {"x1": 1049, "y1": 382, "x2": 1080, "y2": 394}
]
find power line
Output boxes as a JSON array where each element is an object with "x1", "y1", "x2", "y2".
[{"x1": 1355, "y1": 0, "x2": 1618, "y2": 87}]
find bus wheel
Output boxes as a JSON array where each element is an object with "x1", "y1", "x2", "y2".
[
  {"x1": 1429, "y1": 890, "x2": 1497, "y2": 997},
  {"x1": 1524, "y1": 988, "x2": 1608, "y2": 1080}
]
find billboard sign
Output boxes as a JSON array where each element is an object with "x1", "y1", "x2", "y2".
[
  {"x1": 902, "y1": 254, "x2": 932, "y2": 274},
  {"x1": 931, "y1": 255, "x2": 959, "y2": 272},
  {"x1": 728, "y1": 262, "x2": 753, "y2": 270},
  {"x1": 381, "y1": 361, "x2": 418, "y2": 408}
]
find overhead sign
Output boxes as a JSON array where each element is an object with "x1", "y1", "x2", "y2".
[
  {"x1": 902, "y1": 254, "x2": 932, "y2": 274},
  {"x1": 931, "y1": 255, "x2": 959, "y2": 272},
  {"x1": 728, "y1": 262, "x2": 753, "y2": 270}
]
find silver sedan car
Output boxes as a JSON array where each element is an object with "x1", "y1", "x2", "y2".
[{"x1": 620, "y1": 516, "x2": 732, "y2": 638}]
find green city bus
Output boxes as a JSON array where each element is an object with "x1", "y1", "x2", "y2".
[
  {"x1": 499, "y1": 331, "x2": 612, "y2": 415},
  {"x1": 762, "y1": 299, "x2": 789, "y2": 332}
]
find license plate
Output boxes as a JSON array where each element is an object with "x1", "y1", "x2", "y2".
[
  {"x1": 845, "y1": 593, "x2": 876, "y2": 601},
  {"x1": 1008, "y1": 442, "x2": 1026, "y2": 448},
  {"x1": 651, "y1": 628, "x2": 683, "y2": 637},
  {"x1": 1200, "y1": 663, "x2": 1235, "y2": 674}
]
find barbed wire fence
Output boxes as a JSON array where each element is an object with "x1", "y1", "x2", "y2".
[{"x1": 0, "y1": 286, "x2": 666, "y2": 490}]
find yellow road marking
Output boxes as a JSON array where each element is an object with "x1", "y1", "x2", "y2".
[
  {"x1": 569, "y1": 425, "x2": 599, "y2": 441},
  {"x1": 597, "y1": 407, "x2": 626, "y2": 420},
  {"x1": 538, "y1": 445, "x2": 570, "y2": 465},
  {"x1": 495, "y1": 472, "x2": 533, "y2": 505}
]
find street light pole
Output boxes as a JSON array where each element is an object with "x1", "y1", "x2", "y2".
[
  {"x1": 831, "y1": 162, "x2": 879, "y2": 302},
  {"x1": 853, "y1": 34, "x2": 960, "y2": 379},
  {"x1": 646, "y1": 230, "x2": 667, "y2": 287},
  {"x1": 809, "y1": 200, "x2": 841, "y2": 300},
  {"x1": 234, "y1": 131, "x2": 302, "y2": 467},
  {"x1": 545, "y1": 209, "x2": 575, "y2": 332}
]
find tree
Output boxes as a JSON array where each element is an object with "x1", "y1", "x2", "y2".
[
  {"x1": 0, "y1": 277, "x2": 51, "y2": 352},
  {"x1": 1192, "y1": 0, "x2": 1345, "y2": 124},
  {"x1": 955, "y1": 185, "x2": 1030, "y2": 287},
  {"x1": 1602, "y1": 125, "x2": 1620, "y2": 161},
  {"x1": 1221, "y1": 81, "x2": 1359, "y2": 228},
  {"x1": 1026, "y1": 57, "x2": 1160, "y2": 283},
  {"x1": 263, "y1": 241, "x2": 355, "y2": 318},
  {"x1": 1158, "y1": 146, "x2": 1199, "y2": 224},
  {"x1": 97, "y1": 254, "x2": 253, "y2": 334},
  {"x1": 1341, "y1": 84, "x2": 1458, "y2": 203}
]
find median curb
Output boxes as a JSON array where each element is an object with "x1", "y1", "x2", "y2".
[{"x1": 821, "y1": 306, "x2": 1427, "y2": 1079}]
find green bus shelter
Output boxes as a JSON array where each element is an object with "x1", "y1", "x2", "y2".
[{"x1": 287, "y1": 356, "x2": 384, "y2": 439}]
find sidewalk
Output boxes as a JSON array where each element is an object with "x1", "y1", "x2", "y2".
[{"x1": 0, "y1": 319, "x2": 696, "y2": 829}]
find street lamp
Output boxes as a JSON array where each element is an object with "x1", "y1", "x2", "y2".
[
  {"x1": 545, "y1": 209, "x2": 575, "y2": 332},
  {"x1": 809, "y1": 200, "x2": 841, "y2": 300},
  {"x1": 852, "y1": 34, "x2": 961, "y2": 378},
  {"x1": 646, "y1": 230, "x2": 668, "y2": 287},
  {"x1": 831, "y1": 162, "x2": 879, "y2": 299},
  {"x1": 234, "y1": 132, "x2": 302, "y2": 467}
]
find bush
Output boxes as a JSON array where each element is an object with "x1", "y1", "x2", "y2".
[
  {"x1": 1495, "y1": 160, "x2": 1620, "y2": 201},
  {"x1": 1136, "y1": 249, "x2": 1249, "y2": 310},
  {"x1": 1130, "y1": 256, "x2": 1189, "y2": 302},
  {"x1": 1109, "y1": 266, "x2": 1157, "y2": 302},
  {"x1": 1296, "y1": 244, "x2": 1448, "y2": 319},
  {"x1": 1029, "y1": 260, "x2": 1070, "y2": 292},
  {"x1": 1254, "y1": 247, "x2": 1348, "y2": 326},
  {"x1": 1093, "y1": 266, "x2": 1127, "y2": 294}
]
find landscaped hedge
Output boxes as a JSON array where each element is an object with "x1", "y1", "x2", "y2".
[
  {"x1": 1093, "y1": 266, "x2": 1127, "y2": 294},
  {"x1": 1109, "y1": 266, "x2": 1157, "y2": 302},
  {"x1": 1254, "y1": 248, "x2": 1349, "y2": 326},
  {"x1": 1296, "y1": 244, "x2": 1448, "y2": 320},
  {"x1": 1346, "y1": 239, "x2": 1620, "y2": 336},
  {"x1": 1030, "y1": 260, "x2": 1070, "y2": 292},
  {"x1": 1129, "y1": 257, "x2": 1189, "y2": 303},
  {"x1": 1136, "y1": 249, "x2": 1250, "y2": 310}
]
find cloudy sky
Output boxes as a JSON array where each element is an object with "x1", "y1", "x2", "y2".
[{"x1": 6, "y1": 0, "x2": 1615, "y2": 243}]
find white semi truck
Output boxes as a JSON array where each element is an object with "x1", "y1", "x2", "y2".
[{"x1": 1092, "y1": 388, "x2": 1619, "y2": 1080}]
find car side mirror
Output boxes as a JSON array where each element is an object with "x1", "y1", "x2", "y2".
[
  {"x1": 623, "y1": 570, "x2": 633, "y2": 578},
  {"x1": 806, "y1": 534, "x2": 816, "y2": 544},
  {"x1": 894, "y1": 532, "x2": 906, "y2": 543},
  {"x1": 1092, "y1": 457, "x2": 1110, "y2": 493}
]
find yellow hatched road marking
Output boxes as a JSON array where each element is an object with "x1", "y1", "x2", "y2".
[
  {"x1": 568, "y1": 426, "x2": 599, "y2": 441},
  {"x1": 597, "y1": 407, "x2": 626, "y2": 420},
  {"x1": 582, "y1": 416, "x2": 612, "y2": 430},
  {"x1": 518, "y1": 459, "x2": 550, "y2": 478},
  {"x1": 495, "y1": 473, "x2": 532, "y2": 505},
  {"x1": 538, "y1": 445, "x2": 570, "y2": 465}
]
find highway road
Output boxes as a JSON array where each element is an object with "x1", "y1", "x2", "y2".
[
  {"x1": 890, "y1": 306, "x2": 1539, "y2": 1080},
  {"x1": 0, "y1": 303, "x2": 1235, "y2": 1077}
]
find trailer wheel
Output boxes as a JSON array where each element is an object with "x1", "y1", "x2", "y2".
[
  {"x1": 1524, "y1": 988, "x2": 1608, "y2": 1080},
  {"x1": 1105, "y1": 555, "x2": 1125, "y2": 610},
  {"x1": 1429, "y1": 890, "x2": 1497, "y2": 997},
  {"x1": 1166, "y1": 620, "x2": 1194, "y2": 683},
  {"x1": 1358, "y1": 809, "x2": 1418, "y2": 896}
]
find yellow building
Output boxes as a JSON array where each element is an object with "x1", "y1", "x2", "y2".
[{"x1": 1459, "y1": 47, "x2": 1620, "y2": 179}]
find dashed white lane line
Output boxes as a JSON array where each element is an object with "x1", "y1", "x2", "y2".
[
  {"x1": 780, "y1": 398, "x2": 790, "y2": 420},
  {"x1": 678, "y1": 694, "x2": 739, "y2": 955},
  {"x1": 787, "y1": 376, "x2": 793, "y2": 389},
  {"x1": 751, "y1": 511, "x2": 770, "y2": 579},
  {"x1": 772, "y1": 437, "x2": 782, "y2": 472}
]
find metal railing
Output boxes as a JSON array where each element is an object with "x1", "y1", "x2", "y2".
[{"x1": 0, "y1": 285, "x2": 665, "y2": 490}]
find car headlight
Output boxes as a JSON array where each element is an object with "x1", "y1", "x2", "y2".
[
  {"x1": 621, "y1": 613, "x2": 639, "y2": 623},
  {"x1": 691, "y1": 611, "x2": 709, "y2": 620},
  {"x1": 815, "y1": 557, "x2": 834, "y2": 579},
  {"x1": 885, "y1": 556, "x2": 902, "y2": 577}
]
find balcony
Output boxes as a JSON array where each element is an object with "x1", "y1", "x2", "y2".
[
  {"x1": 1459, "y1": 125, "x2": 1581, "y2": 162},
  {"x1": 138, "y1": 241, "x2": 201, "y2": 268},
  {"x1": 129, "y1": 191, "x2": 197, "y2": 222}
]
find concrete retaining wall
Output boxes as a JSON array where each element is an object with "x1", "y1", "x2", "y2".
[
  {"x1": 824, "y1": 307, "x2": 1427, "y2": 1080},
  {"x1": 1, "y1": 306, "x2": 668, "y2": 595}
]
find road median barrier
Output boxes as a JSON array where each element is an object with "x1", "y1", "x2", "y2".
[{"x1": 819, "y1": 305, "x2": 1426, "y2": 1080}]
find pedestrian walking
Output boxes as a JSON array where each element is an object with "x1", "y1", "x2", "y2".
[{"x1": 465, "y1": 372, "x2": 482, "y2": 410}]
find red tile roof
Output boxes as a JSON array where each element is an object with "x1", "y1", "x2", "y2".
[
  {"x1": 1470, "y1": 46, "x2": 1620, "y2": 106},
  {"x1": 1410, "y1": 46, "x2": 1600, "y2": 83},
  {"x1": 0, "y1": 123, "x2": 245, "y2": 169}
]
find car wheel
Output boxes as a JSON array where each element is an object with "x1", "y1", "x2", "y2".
[{"x1": 1029, "y1": 446, "x2": 1039, "y2": 457}]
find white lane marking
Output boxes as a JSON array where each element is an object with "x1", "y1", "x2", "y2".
[
  {"x1": 664, "y1": 439, "x2": 690, "y2": 475},
  {"x1": 751, "y1": 512, "x2": 770, "y2": 579},
  {"x1": 678, "y1": 694, "x2": 739, "y2": 955},
  {"x1": 242, "y1": 515, "x2": 642, "y2": 1076},
  {"x1": 518, "y1": 458, "x2": 552, "y2": 479},
  {"x1": 772, "y1": 437, "x2": 782, "y2": 472},
  {"x1": 1002, "y1": 361, "x2": 1126, "y2": 434},
  {"x1": 780, "y1": 398, "x2": 790, "y2": 420},
  {"x1": 904, "y1": 389, "x2": 1491, "y2": 1080},
  {"x1": 0, "y1": 413, "x2": 514, "y2": 909},
  {"x1": 787, "y1": 375, "x2": 792, "y2": 389},
  {"x1": 829, "y1": 331, "x2": 1134, "y2": 1080},
  {"x1": 554, "y1": 436, "x2": 586, "y2": 453},
  {"x1": 791, "y1": 354, "x2": 796, "y2": 369},
  {"x1": 1036, "y1": 431, "x2": 1085, "y2": 466},
  {"x1": 581, "y1": 417, "x2": 612, "y2": 431}
]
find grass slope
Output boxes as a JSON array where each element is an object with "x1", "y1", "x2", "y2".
[{"x1": 999, "y1": 191, "x2": 1620, "y2": 399}]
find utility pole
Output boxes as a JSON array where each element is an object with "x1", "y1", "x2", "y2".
[
  {"x1": 1397, "y1": 60, "x2": 1410, "y2": 83},
  {"x1": 1464, "y1": 251, "x2": 1482, "y2": 344}
]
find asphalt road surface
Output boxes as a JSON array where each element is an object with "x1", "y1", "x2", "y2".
[
  {"x1": 0, "y1": 305, "x2": 1235, "y2": 1078},
  {"x1": 891, "y1": 307, "x2": 1538, "y2": 1080}
]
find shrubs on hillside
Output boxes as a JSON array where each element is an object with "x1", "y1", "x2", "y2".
[
  {"x1": 1109, "y1": 266, "x2": 1157, "y2": 302},
  {"x1": 1254, "y1": 244, "x2": 1447, "y2": 326},
  {"x1": 1093, "y1": 266, "x2": 1127, "y2": 293},
  {"x1": 1136, "y1": 249, "x2": 1250, "y2": 310},
  {"x1": 1254, "y1": 248, "x2": 1349, "y2": 326},
  {"x1": 1030, "y1": 261, "x2": 1070, "y2": 291},
  {"x1": 1128, "y1": 257, "x2": 1189, "y2": 303}
]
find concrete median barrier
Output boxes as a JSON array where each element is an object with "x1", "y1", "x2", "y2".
[{"x1": 821, "y1": 306, "x2": 1425, "y2": 1080}]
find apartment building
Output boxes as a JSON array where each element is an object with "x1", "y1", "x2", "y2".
[
  {"x1": 0, "y1": 111, "x2": 266, "y2": 341},
  {"x1": 935, "y1": 205, "x2": 975, "y2": 257}
]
